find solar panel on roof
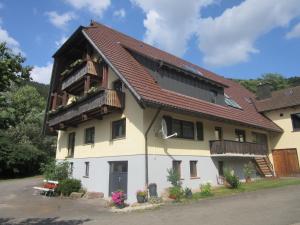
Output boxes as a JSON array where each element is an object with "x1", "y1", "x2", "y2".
[
  {"x1": 182, "y1": 65, "x2": 203, "y2": 76},
  {"x1": 224, "y1": 94, "x2": 242, "y2": 109}
]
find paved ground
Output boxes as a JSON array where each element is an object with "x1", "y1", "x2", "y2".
[{"x1": 0, "y1": 177, "x2": 300, "y2": 225}]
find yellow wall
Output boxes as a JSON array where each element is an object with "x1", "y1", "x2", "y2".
[
  {"x1": 145, "y1": 109, "x2": 271, "y2": 156},
  {"x1": 265, "y1": 106, "x2": 300, "y2": 166}
]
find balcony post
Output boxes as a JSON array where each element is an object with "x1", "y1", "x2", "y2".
[
  {"x1": 52, "y1": 93, "x2": 58, "y2": 110},
  {"x1": 62, "y1": 91, "x2": 68, "y2": 106},
  {"x1": 84, "y1": 75, "x2": 91, "y2": 95}
]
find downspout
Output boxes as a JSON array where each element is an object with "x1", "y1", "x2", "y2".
[{"x1": 144, "y1": 108, "x2": 161, "y2": 188}]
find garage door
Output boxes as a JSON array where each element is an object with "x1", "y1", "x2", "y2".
[{"x1": 272, "y1": 149, "x2": 300, "y2": 176}]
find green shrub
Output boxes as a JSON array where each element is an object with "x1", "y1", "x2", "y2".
[
  {"x1": 224, "y1": 169, "x2": 240, "y2": 189},
  {"x1": 57, "y1": 178, "x2": 82, "y2": 196},
  {"x1": 40, "y1": 160, "x2": 71, "y2": 181},
  {"x1": 200, "y1": 182, "x2": 213, "y2": 196},
  {"x1": 184, "y1": 187, "x2": 193, "y2": 198},
  {"x1": 167, "y1": 168, "x2": 181, "y2": 187},
  {"x1": 169, "y1": 186, "x2": 184, "y2": 201},
  {"x1": 243, "y1": 161, "x2": 255, "y2": 179}
]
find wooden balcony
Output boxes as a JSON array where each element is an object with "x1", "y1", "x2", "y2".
[
  {"x1": 61, "y1": 60, "x2": 101, "y2": 93},
  {"x1": 47, "y1": 89, "x2": 124, "y2": 130},
  {"x1": 210, "y1": 140, "x2": 268, "y2": 156}
]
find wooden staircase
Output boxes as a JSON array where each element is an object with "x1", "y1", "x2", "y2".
[{"x1": 254, "y1": 157, "x2": 275, "y2": 177}]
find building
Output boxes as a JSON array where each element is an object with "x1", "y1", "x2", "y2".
[
  {"x1": 255, "y1": 85, "x2": 300, "y2": 177},
  {"x1": 45, "y1": 21, "x2": 291, "y2": 203}
]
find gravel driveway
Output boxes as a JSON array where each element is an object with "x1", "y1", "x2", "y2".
[{"x1": 0, "y1": 176, "x2": 300, "y2": 225}]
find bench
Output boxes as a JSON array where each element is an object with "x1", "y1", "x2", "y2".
[{"x1": 33, "y1": 180, "x2": 59, "y2": 197}]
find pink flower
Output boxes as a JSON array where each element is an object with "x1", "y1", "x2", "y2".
[{"x1": 112, "y1": 191, "x2": 125, "y2": 206}]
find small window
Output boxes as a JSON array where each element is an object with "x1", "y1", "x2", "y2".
[
  {"x1": 84, "y1": 127, "x2": 95, "y2": 144},
  {"x1": 172, "y1": 119, "x2": 194, "y2": 139},
  {"x1": 172, "y1": 160, "x2": 181, "y2": 178},
  {"x1": 112, "y1": 118, "x2": 126, "y2": 139},
  {"x1": 84, "y1": 162, "x2": 89, "y2": 177},
  {"x1": 113, "y1": 79, "x2": 122, "y2": 92},
  {"x1": 209, "y1": 90, "x2": 218, "y2": 103},
  {"x1": 196, "y1": 122, "x2": 204, "y2": 141},
  {"x1": 190, "y1": 161, "x2": 197, "y2": 178},
  {"x1": 291, "y1": 113, "x2": 300, "y2": 131},
  {"x1": 235, "y1": 129, "x2": 246, "y2": 142},
  {"x1": 215, "y1": 127, "x2": 223, "y2": 140}
]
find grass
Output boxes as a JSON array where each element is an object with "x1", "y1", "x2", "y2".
[{"x1": 190, "y1": 178, "x2": 300, "y2": 201}]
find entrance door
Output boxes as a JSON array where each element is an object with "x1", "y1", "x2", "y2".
[
  {"x1": 109, "y1": 161, "x2": 128, "y2": 196},
  {"x1": 272, "y1": 149, "x2": 300, "y2": 176}
]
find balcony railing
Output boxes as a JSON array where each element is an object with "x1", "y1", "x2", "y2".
[
  {"x1": 47, "y1": 89, "x2": 124, "y2": 129},
  {"x1": 61, "y1": 60, "x2": 100, "y2": 91},
  {"x1": 210, "y1": 140, "x2": 268, "y2": 156}
]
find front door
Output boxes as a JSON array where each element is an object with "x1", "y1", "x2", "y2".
[{"x1": 109, "y1": 161, "x2": 128, "y2": 196}]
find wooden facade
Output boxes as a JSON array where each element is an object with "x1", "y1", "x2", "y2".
[{"x1": 210, "y1": 140, "x2": 268, "y2": 155}]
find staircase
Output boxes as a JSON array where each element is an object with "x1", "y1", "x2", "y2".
[{"x1": 254, "y1": 157, "x2": 274, "y2": 177}]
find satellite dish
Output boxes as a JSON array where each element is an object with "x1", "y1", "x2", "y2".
[{"x1": 161, "y1": 118, "x2": 177, "y2": 139}]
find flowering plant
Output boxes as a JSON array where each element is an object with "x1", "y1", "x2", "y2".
[
  {"x1": 111, "y1": 191, "x2": 126, "y2": 208},
  {"x1": 136, "y1": 190, "x2": 147, "y2": 197}
]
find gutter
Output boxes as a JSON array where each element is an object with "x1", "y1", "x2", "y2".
[{"x1": 144, "y1": 108, "x2": 161, "y2": 187}]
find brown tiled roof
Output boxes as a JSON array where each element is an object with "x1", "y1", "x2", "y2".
[
  {"x1": 83, "y1": 22, "x2": 281, "y2": 132},
  {"x1": 255, "y1": 86, "x2": 300, "y2": 112}
]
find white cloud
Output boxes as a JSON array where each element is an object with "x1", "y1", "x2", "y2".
[
  {"x1": 131, "y1": 0, "x2": 300, "y2": 67},
  {"x1": 31, "y1": 63, "x2": 53, "y2": 84},
  {"x1": 196, "y1": 0, "x2": 300, "y2": 66},
  {"x1": 45, "y1": 11, "x2": 76, "y2": 29},
  {"x1": 0, "y1": 26, "x2": 22, "y2": 54},
  {"x1": 64, "y1": 0, "x2": 111, "y2": 16},
  {"x1": 131, "y1": 0, "x2": 214, "y2": 56},
  {"x1": 55, "y1": 35, "x2": 68, "y2": 47},
  {"x1": 113, "y1": 9, "x2": 126, "y2": 19},
  {"x1": 286, "y1": 22, "x2": 300, "y2": 39}
]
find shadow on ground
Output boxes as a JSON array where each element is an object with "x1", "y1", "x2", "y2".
[{"x1": 0, "y1": 217, "x2": 91, "y2": 225}]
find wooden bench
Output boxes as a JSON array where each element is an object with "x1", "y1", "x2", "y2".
[{"x1": 33, "y1": 180, "x2": 59, "y2": 197}]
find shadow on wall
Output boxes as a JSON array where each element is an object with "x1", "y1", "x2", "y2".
[{"x1": 0, "y1": 217, "x2": 91, "y2": 225}]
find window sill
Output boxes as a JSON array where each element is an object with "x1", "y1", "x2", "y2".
[
  {"x1": 83, "y1": 176, "x2": 89, "y2": 178},
  {"x1": 111, "y1": 136, "x2": 126, "y2": 141},
  {"x1": 292, "y1": 129, "x2": 300, "y2": 132},
  {"x1": 190, "y1": 177, "x2": 200, "y2": 180}
]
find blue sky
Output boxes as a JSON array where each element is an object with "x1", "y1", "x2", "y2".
[{"x1": 0, "y1": 0, "x2": 300, "y2": 84}]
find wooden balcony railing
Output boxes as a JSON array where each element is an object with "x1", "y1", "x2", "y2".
[
  {"x1": 47, "y1": 89, "x2": 124, "y2": 129},
  {"x1": 61, "y1": 60, "x2": 99, "y2": 91},
  {"x1": 210, "y1": 140, "x2": 268, "y2": 156}
]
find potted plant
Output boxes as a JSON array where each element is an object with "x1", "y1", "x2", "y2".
[
  {"x1": 243, "y1": 161, "x2": 255, "y2": 183},
  {"x1": 136, "y1": 190, "x2": 147, "y2": 203},
  {"x1": 111, "y1": 191, "x2": 126, "y2": 209}
]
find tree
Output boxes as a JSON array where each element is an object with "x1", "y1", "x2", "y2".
[
  {"x1": 0, "y1": 42, "x2": 32, "y2": 92},
  {"x1": 260, "y1": 73, "x2": 288, "y2": 91}
]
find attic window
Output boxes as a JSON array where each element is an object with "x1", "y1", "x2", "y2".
[
  {"x1": 225, "y1": 94, "x2": 242, "y2": 109},
  {"x1": 182, "y1": 65, "x2": 203, "y2": 76}
]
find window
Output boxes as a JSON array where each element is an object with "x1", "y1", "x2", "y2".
[
  {"x1": 67, "y1": 132, "x2": 75, "y2": 157},
  {"x1": 218, "y1": 161, "x2": 224, "y2": 176},
  {"x1": 291, "y1": 113, "x2": 300, "y2": 131},
  {"x1": 84, "y1": 127, "x2": 95, "y2": 144},
  {"x1": 209, "y1": 90, "x2": 218, "y2": 103},
  {"x1": 215, "y1": 127, "x2": 223, "y2": 140},
  {"x1": 173, "y1": 119, "x2": 194, "y2": 139},
  {"x1": 84, "y1": 162, "x2": 89, "y2": 177},
  {"x1": 252, "y1": 132, "x2": 267, "y2": 145},
  {"x1": 172, "y1": 160, "x2": 181, "y2": 178},
  {"x1": 196, "y1": 122, "x2": 204, "y2": 141},
  {"x1": 190, "y1": 161, "x2": 197, "y2": 178},
  {"x1": 112, "y1": 118, "x2": 126, "y2": 139},
  {"x1": 113, "y1": 79, "x2": 122, "y2": 92},
  {"x1": 235, "y1": 129, "x2": 246, "y2": 142}
]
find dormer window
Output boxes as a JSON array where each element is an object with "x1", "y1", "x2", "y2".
[{"x1": 210, "y1": 90, "x2": 218, "y2": 104}]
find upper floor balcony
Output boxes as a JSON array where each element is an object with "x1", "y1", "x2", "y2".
[
  {"x1": 47, "y1": 89, "x2": 125, "y2": 130},
  {"x1": 210, "y1": 140, "x2": 268, "y2": 156}
]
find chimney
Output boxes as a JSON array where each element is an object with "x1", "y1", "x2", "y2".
[{"x1": 256, "y1": 82, "x2": 272, "y2": 100}]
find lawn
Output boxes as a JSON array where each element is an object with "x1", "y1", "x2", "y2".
[{"x1": 191, "y1": 178, "x2": 300, "y2": 200}]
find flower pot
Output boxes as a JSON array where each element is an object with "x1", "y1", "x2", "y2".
[{"x1": 137, "y1": 195, "x2": 146, "y2": 203}]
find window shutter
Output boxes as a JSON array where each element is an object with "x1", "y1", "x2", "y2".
[
  {"x1": 163, "y1": 115, "x2": 172, "y2": 136},
  {"x1": 196, "y1": 122, "x2": 204, "y2": 141}
]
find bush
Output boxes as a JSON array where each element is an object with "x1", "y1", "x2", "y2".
[
  {"x1": 224, "y1": 169, "x2": 240, "y2": 189},
  {"x1": 167, "y1": 168, "x2": 181, "y2": 187},
  {"x1": 243, "y1": 161, "x2": 255, "y2": 179},
  {"x1": 184, "y1": 187, "x2": 193, "y2": 198},
  {"x1": 40, "y1": 160, "x2": 71, "y2": 181},
  {"x1": 57, "y1": 178, "x2": 81, "y2": 196},
  {"x1": 200, "y1": 182, "x2": 213, "y2": 196},
  {"x1": 169, "y1": 186, "x2": 184, "y2": 201},
  {"x1": 111, "y1": 191, "x2": 126, "y2": 208}
]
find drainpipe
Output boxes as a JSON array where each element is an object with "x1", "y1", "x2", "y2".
[{"x1": 144, "y1": 108, "x2": 161, "y2": 188}]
